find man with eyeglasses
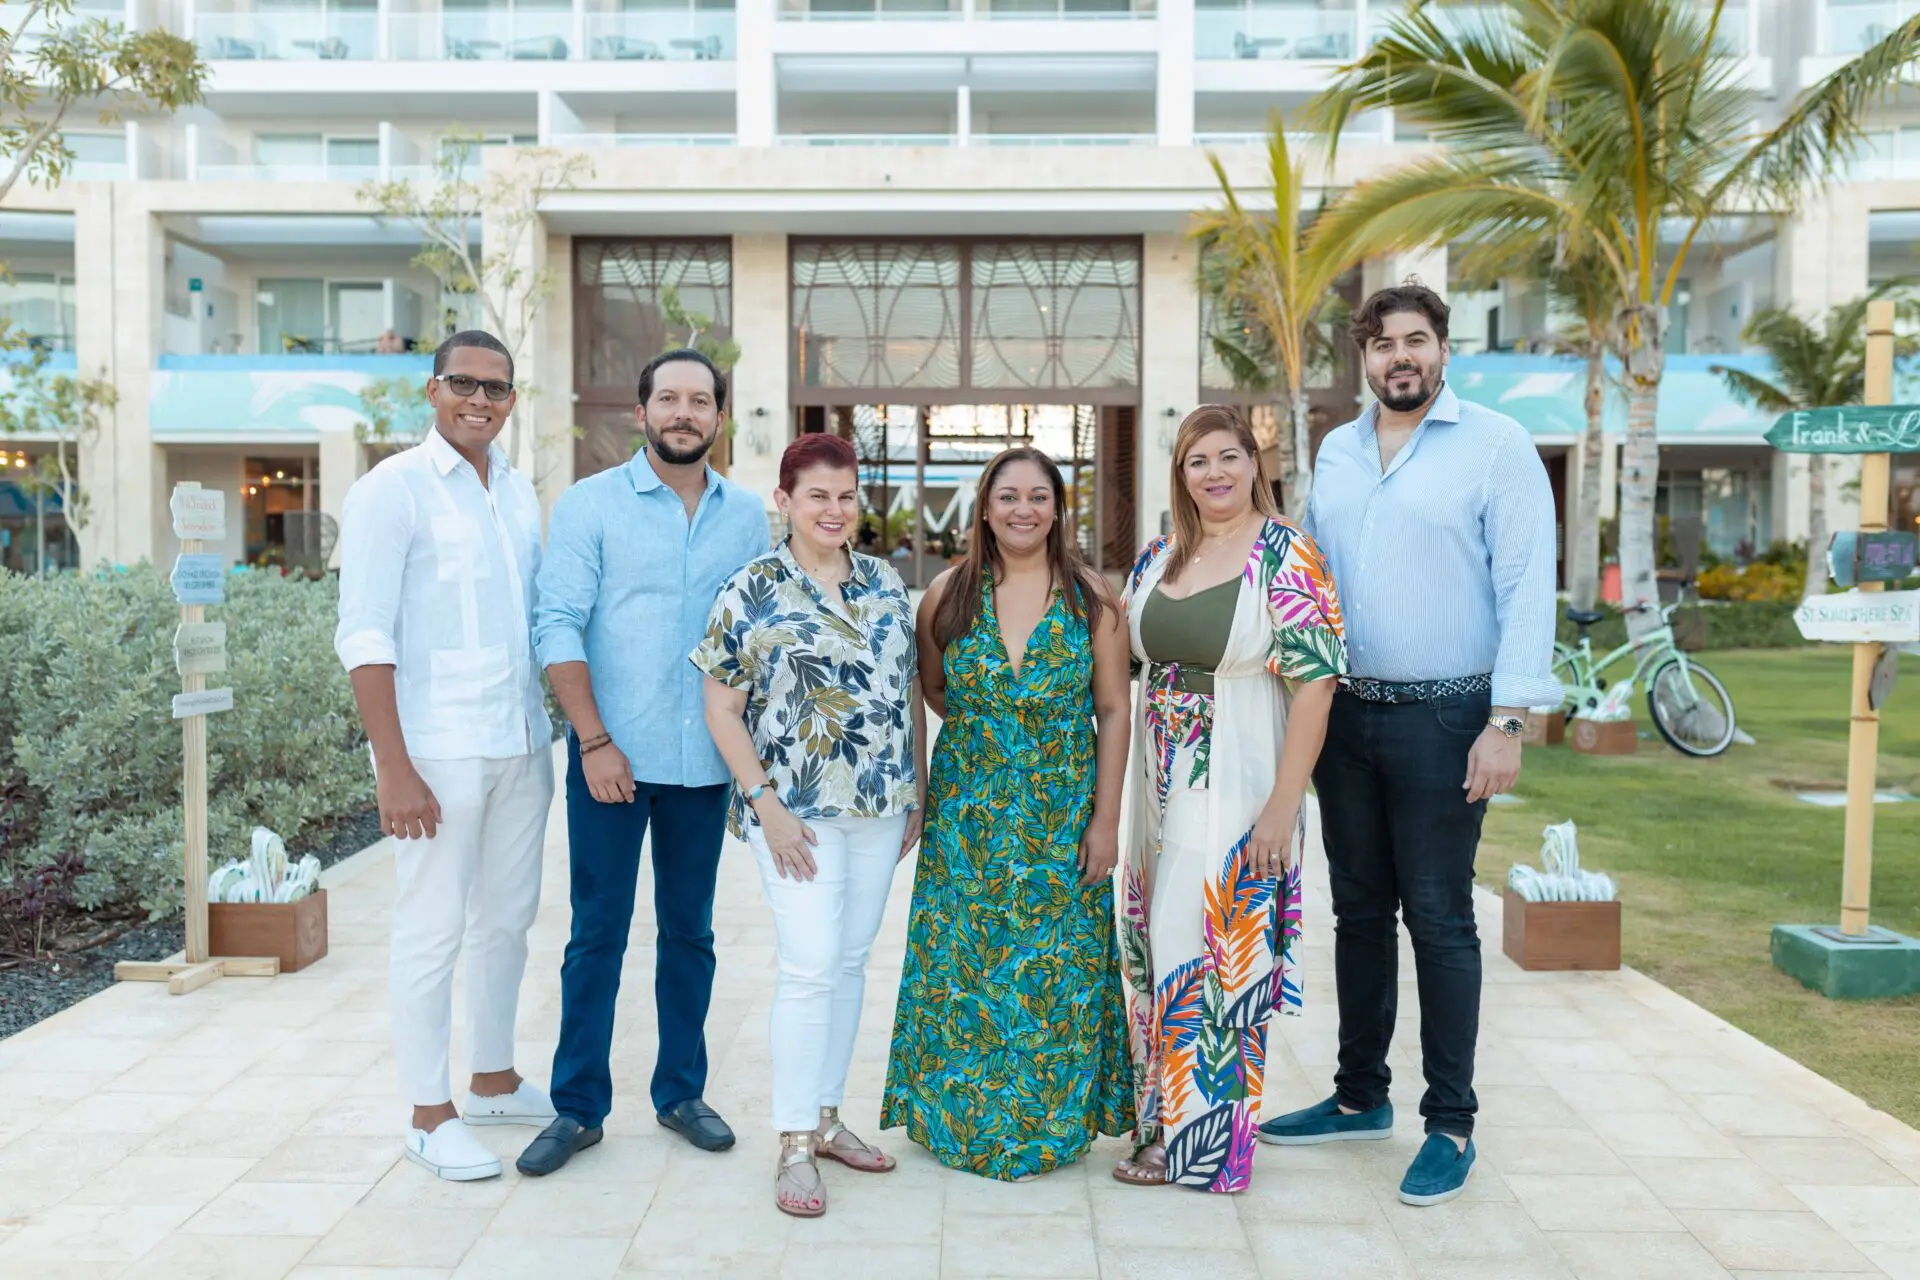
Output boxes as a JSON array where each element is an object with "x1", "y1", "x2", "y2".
[
  {"x1": 516, "y1": 348, "x2": 769, "y2": 1177},
  {"x1": 336, "y1": 330, "x2": 560, "y2": 1182}
]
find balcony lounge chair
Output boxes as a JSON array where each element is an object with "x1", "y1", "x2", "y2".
[
  {"x1": 507, "y1": 35, "x2": 568, "y2": 59},
  {"x1": 591, "y1": 34, "x2": 663, "y2": 59},
  {"x1": 1232, "y1": 31, "x2": 1286, "y2": 59},
  {"x1": 208, "y1": 35, "x2": 268, "y2": 59}
]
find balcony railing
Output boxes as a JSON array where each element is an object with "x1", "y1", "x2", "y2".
[
  {"x1": 976, "y1": 132, "x2": 1153, "y2": 144},
  {"x1": 779, "y1": 132, "x2": 958, "y2": 144},
  {"x1": 549, "y1": 131, "x2": 736, "y2": 145},
  {"x1": 582, "y1": 9, "x2": 731, "y2": 58},
  {"x1": 1197, "y1": 2, "x2": 1355, "y2": 60},
  {"x1": 1822, "y1": 1, "x2": 1919, "y2": 54},
  {"x1": 779, "y1": 0, "x2": 958, "y2": 19},
  {"x1": 194, "y1": 10, "x2": 379, "y2": 59},
  {"x1": 389, "y1": 8, "x2": 574, "y2": 59},
  {"x1": 978, "y1": 0, "x2": 1152, "y2": 16},
  {"x1": 196, "y1": 161, "x2": 383, "y2": 181}
]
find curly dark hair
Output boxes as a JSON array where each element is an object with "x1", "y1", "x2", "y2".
[{"x1": 1348, "y1": 283, "x2": 1450, "y2": 349}]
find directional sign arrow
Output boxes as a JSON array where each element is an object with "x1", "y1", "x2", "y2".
[
  {"x1": 1766, "y1": 405, "x2": 1920, "y2": 454},
  {"x1": 1794, "y1": 589, "x2": 1920, "y2": 644}
]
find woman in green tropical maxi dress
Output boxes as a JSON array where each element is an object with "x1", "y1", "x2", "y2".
[{"x1": 882, "y1": 447, "x2": 1135, "y2": 1180}]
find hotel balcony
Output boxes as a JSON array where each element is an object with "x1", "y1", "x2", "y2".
[{"x1": 188, "y1": 0, "x2": 736, "y2": 61}]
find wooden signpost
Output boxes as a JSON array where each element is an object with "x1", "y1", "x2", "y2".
[
  {"x1": 115, "y1": 483, "x2": 281, "y2": 996},
  {"x1": 1769, "y1": 301, "x2": 1920, "y2": 998}
]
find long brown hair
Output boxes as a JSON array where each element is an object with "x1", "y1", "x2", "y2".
[
  {"x1": 1164, "y1": 404, "x2": 1280, "y2": 585},
  {"x1": 929, "y1": 446, "x2": 1108, "y2": 652}
]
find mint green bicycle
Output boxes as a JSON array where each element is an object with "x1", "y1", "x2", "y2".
[{"x1": 1553, "y1": 601, "x2": 1738, "y2": 757}]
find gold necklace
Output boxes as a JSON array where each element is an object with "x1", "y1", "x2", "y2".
[{"x1": 1193, "y1": 512, "x2": 1257, "y2": 560}]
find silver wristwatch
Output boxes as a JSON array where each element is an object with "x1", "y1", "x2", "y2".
[{"x1": 1487, "y1": 715, "x2": 1526, "y2": 739}]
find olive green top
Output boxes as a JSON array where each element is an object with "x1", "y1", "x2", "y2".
[{"x1": 1140, "y1": 574, "x2": 1240, "y2": 696}]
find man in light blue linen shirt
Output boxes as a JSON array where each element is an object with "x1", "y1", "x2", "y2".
[
  {"x1": 516, "y1": 348, "x2": 769, "y2": 1178},
  {"x1": 1261, "y1": 284, "x2": 1561, "y2": 1208}
]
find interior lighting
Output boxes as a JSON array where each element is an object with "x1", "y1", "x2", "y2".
[
  {"x1": 247, "y1": 485, "x2": 258, "y2": 495},
  {"x1": 274, "y1": 469, "x2": 285, "y2": 479}
]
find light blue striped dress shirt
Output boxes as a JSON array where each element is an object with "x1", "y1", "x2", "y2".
[
  {"x1": 533, "y1": 449, "x2": 771, "y2": 787},
  {"x1": 1304, "y1": 385, "x2": 1563, "y2": 710}
]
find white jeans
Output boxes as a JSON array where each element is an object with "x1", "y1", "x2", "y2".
[
  {"x1": 747, "y1": 812, "x2": 908, "y2": 1132},
  {"x1": 389, "y1": 749, "x2": 554, "y2": 1107}
]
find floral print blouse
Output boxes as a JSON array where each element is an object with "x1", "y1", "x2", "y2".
[{"x1": 691, "y1": 540, "x2": 920, "y2": 839}]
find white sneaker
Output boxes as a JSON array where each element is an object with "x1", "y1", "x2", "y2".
[
  {"x1": 463, "y1": 1080, "x2": 558, "y2": 1127},
  {"x1": 404, "y1": 1117, "x2": 502, "y2": 1181}
]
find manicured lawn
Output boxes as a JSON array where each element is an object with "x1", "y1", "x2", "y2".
[{"x1": 1478, "y1": 647, "x2": 1920, "y2": 1128}]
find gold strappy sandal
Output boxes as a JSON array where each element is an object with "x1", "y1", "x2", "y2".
[
  {"x1": 814, "y1": 1107, "x2": 896, "y2": 1173},
  {"x1": 775, "y1": 1131, "x2": 826, "y2": 1218}
]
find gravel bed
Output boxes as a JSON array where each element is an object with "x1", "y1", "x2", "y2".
[{"x1": 0, "y1": 805, "x2": 385, "y2": 1040}]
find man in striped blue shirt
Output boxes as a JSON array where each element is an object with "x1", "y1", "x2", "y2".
[{"x1": 1260, "y1": 284, "x2": 1561, "y2": 1207}]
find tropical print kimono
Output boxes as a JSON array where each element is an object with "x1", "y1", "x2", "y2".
[
  {"x1": 1120, "y1": 516, "x2": 1346, "y2": 1192},
  {"x1": 690, "y1": 541, "x2": 919, "y2": 840}
]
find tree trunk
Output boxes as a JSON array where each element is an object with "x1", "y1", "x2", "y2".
[
  {"x1": 1802, "y1": 454, "x2": 1828, "y2": 599},
  {"x1": 1569, "y1": 344, "x2": 1607, "y2": 610},
  {"x1": 1617, "y1": 304, "x2": 1666, "y2": 641},
  {"x1": 1286, "y1": 390, "x2": 1313, "y2": 518}
]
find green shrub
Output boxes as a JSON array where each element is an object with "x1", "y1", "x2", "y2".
[
  {"x1": 1555, "y1": 600, "x2": 1806, "y2": 653},
  {"x1": 0, "y1": 567, "x2": 371, "y2": 917}
]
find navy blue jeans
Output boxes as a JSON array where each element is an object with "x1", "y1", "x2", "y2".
[
  {"x1": 1313, "y1": 688, "x2": 1490, "y2": 1139},
  {"x1": 548, "y1": 734, "x2": 729, "y2": 1127}
]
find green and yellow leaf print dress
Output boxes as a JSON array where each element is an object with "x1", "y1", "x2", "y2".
[{"x1": 881, "y1": 574, "x2": 1134, "y2": 1180}]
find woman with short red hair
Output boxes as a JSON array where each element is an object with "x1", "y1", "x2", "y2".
[{"x1": 692, "y1": 432, "x2": 924, "y2": 1218}]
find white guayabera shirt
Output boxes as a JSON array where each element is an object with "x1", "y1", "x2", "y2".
[{"x1": 334, "y1": 428, "x2": 552, "y2": 761}]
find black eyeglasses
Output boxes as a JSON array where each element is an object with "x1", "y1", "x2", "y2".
[{"x1": 433, "y1": 373, "x2": 515, "y2": 402}]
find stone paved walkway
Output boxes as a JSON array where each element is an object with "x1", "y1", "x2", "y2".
[{"x1": 5, "y1": 743, "x2": 1920, "y2": 1279}]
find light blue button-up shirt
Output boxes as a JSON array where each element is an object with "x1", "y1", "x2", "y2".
[
  {"x1": 1304, "y1": 384, "x2": 1562, "y2": 710},
  {"x1": 533, "y1": 449, "x2": 770, "y2": 786}
]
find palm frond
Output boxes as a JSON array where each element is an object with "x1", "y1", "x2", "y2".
[{"x1": 1712, "y1": 365, "x2": 1797, "y2": 415}]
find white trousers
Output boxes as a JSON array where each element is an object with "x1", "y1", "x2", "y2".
[
  {"x1": 389, "y1": 749, "x2": 554, "y2": 1107},
  {"x1": 747, "y1": 812, "x2": 909, "y2": 1132}
]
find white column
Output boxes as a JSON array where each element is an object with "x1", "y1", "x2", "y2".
[
  {"x1": 538, "y1": 229, "x2": 576, "y2": 511},
  {"x1": 318, "y1": 424, "x2": 365, "y2": 570},
  {"x1": 736, "y1": 0, "x2": 777, "y2": 146},
  {"x1": 956, "y1": 84, "x2": 971, "y2": 147},
  {"x1": 75, "y1": 189, "x2": 163, "y2": 568},
  {"x1": 1362, "y1": 245, "x2": 1449, "y2": 301},
  {"x1": 1155, "y1": 0, "x2": 1195, "y2": 147},
  {"x1": 1139, "y1": 232, "x2": 1201, "y2": 543},
  {"x1": 482, "y1": 179, "x2": 557, "y2": 494},
  {"x1": 730, "y1": 233, "x2": 789, "y2": 514},
  {"x1": 1774, "y1": 197, "x2": 1869, "y2": 318}
]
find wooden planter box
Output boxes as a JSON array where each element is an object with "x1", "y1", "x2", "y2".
[
  {"x1": 1523, "y1": 710, "x2": 1566, "y2": 747},
  {"x1": 1502, "y1": 889, "x2": 1621, "y2": 971},
  {"x1": 1569, "y1": 717, "x2": 1638, "y2": 755},
  {"x1": 209, "y1": 889, "x2": 329, "y2": 974}
]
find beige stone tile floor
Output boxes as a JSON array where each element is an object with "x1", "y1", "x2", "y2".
[{"x1": 4, "y1": 742, "x2": 1919, "y2": 1279}]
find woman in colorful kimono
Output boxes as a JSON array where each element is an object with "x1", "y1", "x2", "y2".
[{"x1": 1112, "y1": 404, "x2": 1347, "y2": 1192}]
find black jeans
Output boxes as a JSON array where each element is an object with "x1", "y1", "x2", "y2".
[
  {"x1": 549, "y1": 734, "x2": 730, "y2": 1127},
  {"x1": 1313, "y1": 688, "x2": 1490, "y2": 1139}
]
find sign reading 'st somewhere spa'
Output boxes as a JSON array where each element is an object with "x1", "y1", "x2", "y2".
[{"x1": 1766, "y1": 406, "x2": 1920, "y2": 454}]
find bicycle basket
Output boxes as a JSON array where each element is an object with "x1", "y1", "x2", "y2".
[{"x1": 1670, "y1": 607, "x2": 1707, "y2": 652}]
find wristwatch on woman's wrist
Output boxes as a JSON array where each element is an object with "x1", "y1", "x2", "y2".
[
  {"x1": 744, "y1": 782, "x2": 772, "y2": 806},
  {"x1": 1487, "y1": 715, "x2": 1526, "y2": 739}
]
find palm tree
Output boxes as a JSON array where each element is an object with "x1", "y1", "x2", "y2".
[
  {"x1": 1190, "y1": 125, "x2": 1368, "y2": 516},
  {"x1": 1711, "y1": 286, "x2": 1920, "y2": 599},
  {"x1": 1307, "y1": 0, "x2": 1920, "y2": 636}
]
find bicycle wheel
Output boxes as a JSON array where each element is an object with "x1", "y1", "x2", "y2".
[{"x1": 1646, "y1": 659, "x2": 1736, "y2": 757}]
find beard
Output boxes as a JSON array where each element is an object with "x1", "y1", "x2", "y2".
[
  {"x1": 646, "y1": 419, "x2": 716, "y2": 466},
  {"x1": 1369, "y1": 362, "x2": 1442, "y2": 413}
]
